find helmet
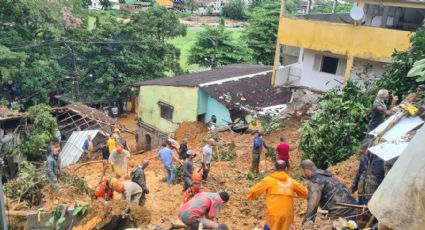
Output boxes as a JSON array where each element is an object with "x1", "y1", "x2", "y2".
[
  {"x1": 115, "y1": 183, "x2": 124, "y2": 193},
  {"x1": 114, "y1": 128, "x2": 120, "y2": 133},
  {"x1": 192, "y1": 172, "x2": 202, "y2": 182},
  {"x1": 116, "y1": 146, "x2": 123, "y2": 154}
]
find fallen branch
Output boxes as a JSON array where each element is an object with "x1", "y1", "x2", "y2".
[{"x1": 65, "y1": 160, "x2": 106, "y2": 171}]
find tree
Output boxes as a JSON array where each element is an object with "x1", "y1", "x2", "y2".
[
  {"x1": 100, "y1": 0, "x2": 112, "y2": 9},
  {"x1": 374, "y1": 28, "x2": 425, "y2": 98},
  {"x1": 221, "y1": 0, "x2": 247, "y2": 20},
  {"x1": 244, "y1": 0, "x2": 280, "y2": 65},
  {"x1": 299, "y1": 82, "x2": 372, "y2": 169},
  {"x1": 188, "y1": 26, "x2": 251, "y2": 67},
  {"x1": 184, "y1": 0, "x2": 199, "y2": 14}
]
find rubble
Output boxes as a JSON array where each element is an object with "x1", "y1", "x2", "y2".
[{"x1": 279, "y1": 87, "x2": 322, "y2": 120}]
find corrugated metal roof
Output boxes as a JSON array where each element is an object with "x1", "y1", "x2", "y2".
[{"x1": 59, "y1": 130, "x2": 105, "y2": 167}]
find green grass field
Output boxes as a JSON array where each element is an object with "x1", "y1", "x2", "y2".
[{"x1": 168, "y1": 27, "x2": 244, "y2": 73}]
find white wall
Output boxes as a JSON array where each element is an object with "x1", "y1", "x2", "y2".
[
  {"x1": 299, "y1": 49, "x2": 345, "y2": 91},
  {"x1": 350, "y1": 58, "x2": 386, "y2": 87}
]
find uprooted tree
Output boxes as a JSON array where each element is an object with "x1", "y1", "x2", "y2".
[{"x1": 299, "y1": 82, "x2": 371, "y2": 169}]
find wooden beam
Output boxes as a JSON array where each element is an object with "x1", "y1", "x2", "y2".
[{"x1": 58, "y1": 114, "x2": 80, "y2": 125}]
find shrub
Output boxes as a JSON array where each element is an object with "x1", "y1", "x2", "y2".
[{"x1": 299, "y1": 82, "x2": 371, "y2": 169}]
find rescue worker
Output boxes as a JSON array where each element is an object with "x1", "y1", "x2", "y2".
[
  {"x1": 114, "y1": 180, "x2": 144, "y2": 205},
  {"x1": 82, "y1": 134, "x2": 93, "y2": 158},
  {"x1": 247, "y1": 160, "x2": 308, "y2": 230},
  {"x1": 92, "y1": 178, "x2": 113, "y2": 201},
  {"x1": 182, "y1": 150, "x2": 196, "y2": 191},
  {"x1": 183, "y1": 172, "x2": 210, "y2": 204},
  {"x1": 179, "y1": 192, "x2": 230, "y2": 230},
  {"x1": 351, "y1": 144, "x2": 385, "y2": 205},
  {"x1": 108, "y1": 145, "x2": 130, "y2": 178},
  {"x1": 201, "y1": 139, "x2": 216, "y2": 180},
  {"x1": 107, "y1": 135, "x2": 116, "y2": 154},
  {"x1": 251, "y1": 131, "x2": 269, "y2": 173},
  {"x1": 300, "y1": 160, "x2": 357, "y2": 224},
  {"x1": 148, "y1": 142, "x2": 182, "y2": 185},
  {"x1": 112, "y1": 128, "x2": 121, "y2": 140},
  {"x1": 368, "y1": 89, "x2": 398, "y2": 131},
  {"x1": 131, "y1": 160, "x2": 149, "y2": 206},
  {"x1": 179, "y1": 138, "x2": 189, "y2": 160},
  {"x1": 45, "y1": 145, "x2": 61, "y2": 192}
]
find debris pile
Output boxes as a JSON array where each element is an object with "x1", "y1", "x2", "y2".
[
  {"x1": 280, "y1": 87, "x2": 321, "y2": 120},
  {"x1": 74, "y1": 200, "x2": 151, "y2": 229},
  {"x1": 174, "y1": 121, "x2": 208, "y2": 144}
]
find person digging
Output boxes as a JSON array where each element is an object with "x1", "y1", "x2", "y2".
[
  {"x1": 92, "y1": 177, "x2": 114, "y2": 202},
  {"x1": 114, "y1": 180, "x2": 144, "y2": 205},
  {"x1": 179, "y1": 192, "x2": 230, "y2": 230},
  {"x1": 130, "y1": 160, "x2": 149, "y2": 206},
  {"x1": 108, "y1": 145, "x2": 130, "y2": 179}
]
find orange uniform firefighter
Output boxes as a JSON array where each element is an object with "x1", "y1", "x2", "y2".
[
  {"x1": 247, "y1": 160, "x2": 308, "y2": 230},
  {"x1": 92, "y1": 178, "x2": 113, "y2": 201},
  {"x1": 183, "y1": 172, "x2": 210, "y2": 204}
]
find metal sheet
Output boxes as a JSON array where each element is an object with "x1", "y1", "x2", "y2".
[
  {"x1": 369, "y1": 112, "x2": 424, "y2": 141},
  {"x1": 59, "y1": 130, "x2": 103, "y2": 167},
  {"x1": 368, "y1": 140, "x2": 409, "y2": 161}
]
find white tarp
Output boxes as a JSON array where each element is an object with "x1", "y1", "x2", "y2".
[
  {"x1": 368, "y1": 140, "x2": 409, "y2": 161},
  {"x1": 59, "y1": 130, "x2": 104, "y2": 167},
  {"x1": 368, "y1": 125, "x2": 425, "y2": 230},
  {"x1": 369, "y1": 112, "x2": 424, "y2": 141}
]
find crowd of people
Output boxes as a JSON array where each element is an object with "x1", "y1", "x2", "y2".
[{"x1": 43, "y1": 87, "x2": 406, "y2": 230}]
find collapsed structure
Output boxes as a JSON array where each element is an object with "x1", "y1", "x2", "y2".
[{"x1": 132, "y1": 64, "x2": 291, "y2": 150}]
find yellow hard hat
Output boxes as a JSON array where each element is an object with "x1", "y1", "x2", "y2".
[{"x1": 114, "y1": 128, "x2": 120, "y2": 132}]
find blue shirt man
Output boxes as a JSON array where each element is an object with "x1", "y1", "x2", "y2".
[{"x1": 151, "y1": 142, "x2": 182, "y2": 185}]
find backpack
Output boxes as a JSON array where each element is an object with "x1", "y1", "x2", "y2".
[{"x1": 253, "y1": 137, "x2": 262, "y2": 149}]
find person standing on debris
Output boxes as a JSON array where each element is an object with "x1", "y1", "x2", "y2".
[
  {"x1": 247, "y1": 160, "x2": 307, "y2": 230},
  {"x1": 82, "y1": 134, "x2": 93, "y2": 158},
  {"x1": 114, "y1": 180, "x2": 144, "y2": 205},
  {"x1": 183, "y1": 150, "x2": 196, "y2": 191},
  {"x1": 183, "y1": 172, "x2": 210, "y2": 204},
  {"x1": 251, "y1": 131, "x2": 269, "y2": 173},
  {"x1": 112, "y1": 128, "x2": 121, "y2": 140},
  {"x1": 92, "y1": 177, "x2": 113, "y2": 201},
  {"x1": 130, "y1": 160, "x2": 149, "y2": 206},
  {"x1": 179, "y1": 192, "x2": 230, "y2": 230},
  {"x1": 108, "y1": 135, "x2": 116, "y2": 154},
  {"x1": 275, "y1": 137, "x2": 290, "y2": 168},
  {"x1": 45, "y1": 145, "x2": 61, "y2": 192},
  {"x1": 149, "y1": 142, "x2": 182, "y2": 185},
  {"x1": 108, "y1": 145, "x2": 130, "y2": 178},
  {"x1": 201, "y1": 139, "x2": 216, "y2": 180},
  {"x1": 351, "y1": 143, "x2": 385, "y2": 205},
  {"x1": 300, "y1": 160, "x2": 357, "y2": 224},
  {"x1": 368, "y1": 89, "x2": 398, "y2": 131},
  {"x1": 47, "y1": 139, "x2": 60, "y2": 156},
  {"x1": 179, "y1": 138, "x2": 189, "y2": 160}
]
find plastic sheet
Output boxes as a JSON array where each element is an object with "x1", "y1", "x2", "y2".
[{"x1": 368, "y1": 125, "x2": 425, "y2": 229}]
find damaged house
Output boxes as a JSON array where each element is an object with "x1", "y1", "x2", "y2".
[
  {"x1": 272, "y1": 0, "x2": 425, "y2": 91},
  {"x1": 133, "y1": 64, "x2": 291, "y2": 150}
]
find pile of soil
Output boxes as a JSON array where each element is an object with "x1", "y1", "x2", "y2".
[
  {"x1": 41, "y1": 184, "x2": 91, "y2": 212},
  {"x1": 174, "y1": 121, "x2": 209, "y2": 146},
  {"x1": 74, "y1": 200, "x2": 151, "y2": 230},
  {"x1": 328, "y1": 154, "x2": 360, "y2": 188}
]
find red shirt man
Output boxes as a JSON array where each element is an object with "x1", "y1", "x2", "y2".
[{"x1": 276, "y1": 137, "x2": 290, "y2": 164}]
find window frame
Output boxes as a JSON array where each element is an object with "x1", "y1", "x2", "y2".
[{"x1": 158, "y1": 101, "x2": 174, "y2": 122}]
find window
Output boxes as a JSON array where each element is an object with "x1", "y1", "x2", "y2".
[
  {"x1": 158, "y1": 101, "x2": 173, "y2": 121},
  {"x1": 321, "y1": 56, "x2": 339, "y2": 74}
]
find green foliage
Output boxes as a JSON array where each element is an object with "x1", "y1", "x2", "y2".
[
  {"x1": 72, "y1": 204, "x2": 90, "y2": 216},
  {"x1": 221, "y1": 0, "x2": 248, "y2": 20},
  {"x1": 407, "y1": 58, "x2": 425, "y2": 82},
  {"x1": 184, "y1": 0, "x2": 199, "y2": 13},
  {"x1": 0, "y1": 1, "x2": 187, "y2": 106},
  {"x1": 18, "y1": 104, "x2": 58, "y2": 160},
  {"x1": 5, "y1": 161, "x2": 46, "y2": 206},
  {"x1": 45, "y1": 205, "x2": 67, "y2": 229},
  {"x1": 188, "y1": 25, "x2": 251, "y2": 67},
  {"x1": 244, "y1": 0, "x2": 280, "y2": 65},
  {"x1": 259, "y1": 116, "x2": 285, "y2": 135},
  {"x1": 374, "y1": 28, "x2": 425, "y2": 97},
  {"x1": 266, "y1": 148, "x2": 277, "y2": 162},
  {"x1": 213, "y1": 142, "x2": 236, "y2": 161},
  {"x1": 299, "y1": 82, "x2": 371, "y2": 169},
  {"x1": 61, "y1": 172, "x2": 93, "y2": 195}
]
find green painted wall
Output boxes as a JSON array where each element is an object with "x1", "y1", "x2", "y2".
[
  {"x1": 138, "y1": 85, "x2": 199, "y2": 133},
  {"x1": 197, "y1": 89, "x2": 208, "y2": 115}
]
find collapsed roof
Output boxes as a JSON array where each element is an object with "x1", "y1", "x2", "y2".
[{"x1": 53, "y1": 103, "x2": 118, "y2": 139}]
